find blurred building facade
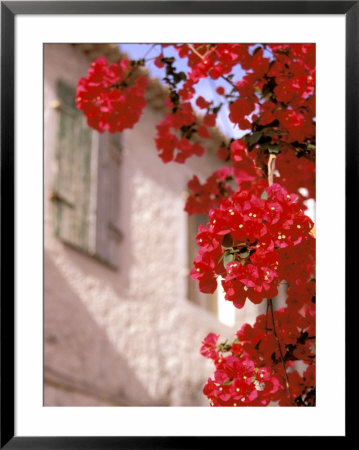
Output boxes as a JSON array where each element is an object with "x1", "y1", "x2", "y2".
[{"x1": 43, "y1": 43, "x2": 263, "y2": 407}]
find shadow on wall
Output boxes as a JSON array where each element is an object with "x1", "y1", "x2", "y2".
[{"x1": 44, "y1": 250, "x2": 165, "y2": 406}]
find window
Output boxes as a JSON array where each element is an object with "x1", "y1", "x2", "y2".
[{"x1": 51, "y1": 80, "x2": 122, "y2": 269}]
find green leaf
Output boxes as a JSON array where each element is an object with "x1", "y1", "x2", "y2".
[
  {"x1": 266, "y1": 143, "x2": 282, "y2": 154},
  {"x1": 261, "y1": 127, "x2": 274, "y2": 136},
  {"x1": 223, "y1": 379, "x2": 233, "y2": 386},
  {"x1": 173, "y1": 73, "x2": 182, "y2": 84},
  {"x1": 212, "y1": 104, "x2": 223, "y2": 114},
  {"x1": 261, "y1": 128, "x2": 287, "y2": 137},
  {"x1": 162, "y1": 57, "x2": 175, "y2": 64},
  {"x1": 246, "y1": 131, "x2": 263, "y2": 147},
  {"x1": 239, "y1": 248, "x2": 250, "y2": 259},
  {"x1": 262, "y1": 84, "x2": 271, "y2": 97},
  {"x1": 223, "y1": 252, "x2": 235, "y2": 267},
  {"x1": 261, "y1": 190, "x2": 269, "y2": 200},
  {"x1": 275, "y1": 48, "x2": 290, "y2": 56}
]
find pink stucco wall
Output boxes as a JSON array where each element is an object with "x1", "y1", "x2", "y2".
[{"x1": 44, "y1": 44, "x2": 248, "y2": 406}]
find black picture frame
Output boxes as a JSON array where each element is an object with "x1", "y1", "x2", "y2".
[{"x1": 1, "y1": 1, "x2": 354, "y2": 447}]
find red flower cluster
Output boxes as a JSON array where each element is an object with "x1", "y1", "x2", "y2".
[
  {"x1": 275, "y1": 147, "x2": 316, "y2": 204},
  {"x1": 190, "y1": 183, "x2": 314, "y2": 308},
  {"x1": 202, "y1": 282, "x2": 315, "y2": 406},
  {"x1": 77, "y1": 43, "x2": 316, "y2": 407},
  {"x1": 226, "y1": 44, "x2": 316, "y2": 144},
  {"x1": 237, "y1": 305, "x2": 315, "y2": 364},
  {"x1": 76, "y1": 57, "x2": 148, "y2": 133},
  {"x1": 185, "y1": 167, "x2": 234, "y2": 215},
  {"x1": 201, "y1": 333, "x2": 282, "y2": 406},
  {"x1": 155, "y1": 102, "x2": 207, "y2": 163},
  {"x1": 229, "y1": 139, "x2": 269, "y2": 195},
  {"x1": 229, "y1": 98, "x2": 256, "y2": 130},
  {"x1": 155, "y1": 43, "x2": 316, "y2": 208},
  {"x1": 174, "y1": 44, "x2": 259, "y2": 100},
  {"x1": 236, "y1": 302, "x2": 315, "y2": 406},
  {"x1": 186, "y1": 139, "x2": 280, "y2": 216}
]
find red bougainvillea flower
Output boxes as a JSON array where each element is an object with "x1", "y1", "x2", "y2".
[
  {"x1": 196, "y1": 96, "x2": 211, "y2": 109},
  {"x1": 201, "y1": 291, "x2": 316, "y2": 406},
  {"x1": 185, "y1": 166, "x2": 234, "y2": 215},
  {"x1": 154, "y1": 54, "x2": 165, "y2": 68},
  {"x1": 79, "y1": 43, "x2": 316, "y2": 408},
  {"x1": 200, "y1": 333, "x2": 220, "y2": 360},
  {"x1": 203, "y1": 113, "x2": 217, "y2": 127},
  {"x1": 190, "y1": 183, "x2": 314, "y2": 308},
  {"x1": 76, "y1": 57, "x2": 148, "y2": 133},
  {"x1": 229, "y1": 98, "x2": 255, "y2": 130},
  {"x1": 222, "y1": 262, "x2": 279, "y2": 308},
  {"x1": 155, "y1": 102, "x2": 209, "y2": 163},
  {"x1": 201, "y1": 334, "x2": 283, "y2": 406}
]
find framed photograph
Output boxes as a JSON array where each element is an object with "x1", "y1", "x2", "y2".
[{"x1": 1, "y1": 1, "x2": 354, "y2": 447}]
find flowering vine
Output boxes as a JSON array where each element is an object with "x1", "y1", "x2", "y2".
[{"x1": 77, "y1": 43, "x2": 316, "y2": 406}]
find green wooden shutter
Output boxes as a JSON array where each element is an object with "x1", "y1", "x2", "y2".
[
  {"x1": 53, "y1": 81, "x2": 93, "y2": 253},
  {"x1": 94, "y1": 133, "x2": 122, "y2": 269},
  {"x1": 52, "y1": 80, "x2": 122, "y2": 269}
]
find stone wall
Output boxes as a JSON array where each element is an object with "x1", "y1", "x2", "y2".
[{"x1": 44, "y1": 44, "x2": 248, "y2": 407}]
